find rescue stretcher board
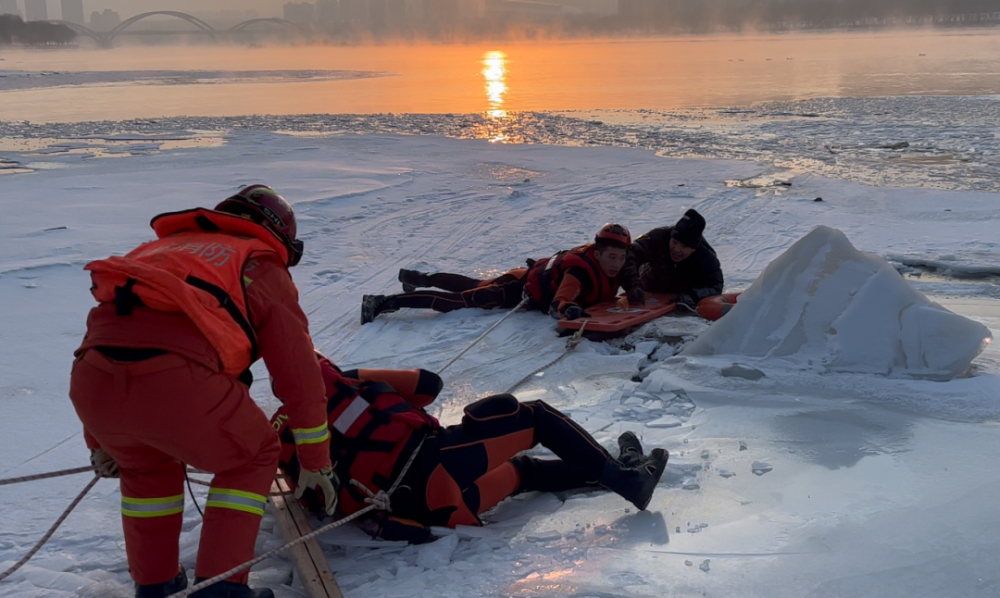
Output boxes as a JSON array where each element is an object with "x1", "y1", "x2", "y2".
[
  {"x1": 557, "y1": 292, "x2": 677, "y2": 333},
  {"x1": 270, "y1": 475, "x2": 345, "y2": 598}
]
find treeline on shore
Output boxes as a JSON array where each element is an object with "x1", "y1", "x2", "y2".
[{"x1": 0, "y1": 15, "x2": 76, "y2": 46}]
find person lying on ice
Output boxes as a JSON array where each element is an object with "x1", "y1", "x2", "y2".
[
  {"x1": 360, "y1": 223, "x2": 633, "y2": 325},
  {"x1": 69, "y1": 186, "x2": 339, "y2": 598},
  {"x1": 619, "y1": 208, "x2": 724, "y2": 309},
  {"x1": 271, "y1": 352, "x2": 669, "y2": 543}
]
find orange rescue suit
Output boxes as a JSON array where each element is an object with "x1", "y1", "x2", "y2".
[
  {"x1": 70, "y1": 208, "x2": 330, "y2": 587},
  {"x1": 524, "y1": 243, "x2": 621, "y2": 313}
]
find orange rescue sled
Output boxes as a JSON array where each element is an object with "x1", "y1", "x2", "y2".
[{"x1": 558, "y1": 292, "x2": 677, "y2": 333}]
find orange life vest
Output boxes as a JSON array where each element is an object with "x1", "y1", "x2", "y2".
[
  {"x1": 85, "y1": 208, "x2": 291, "y2": 376},
  {"x1": 274, "y1": 356, "x2": 438, "y2": 515},
  {"x1": 524, "y1": 244, "x2": 619, "y2": 310}
]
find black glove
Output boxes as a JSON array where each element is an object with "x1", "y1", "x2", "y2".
[
  {"x1": 562, "y1": 305, "x2": 591, "y2": 320},
  {"x1": 378, "y1": 515, "x2": 436, "y2": 544},
  {"x1": 626, "y1": 287, "x2": 646, "y2": 305},
  {"x1": 675, "y1": 293, "x2": 697, "y2": 308}
]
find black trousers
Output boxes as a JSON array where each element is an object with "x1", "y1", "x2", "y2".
[
  {"x1": 393, "y1": 394, "x2": 609, "y2": 528},
  {"x1": 383, "y1": 271, "x2": 527, "y2": 314}
]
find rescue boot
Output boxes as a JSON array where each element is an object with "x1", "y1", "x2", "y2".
[
  {"x1": 190, "y1": 579, "x2": 274, "y2": 598},
  {"x1": 599, "y1": 447, "x2": 669, "y2": 511},
  {"x1": 361, "y1": 294, "x2": 396, "y2": 325},
  {"x1": 398, "y1": 268, "x2": 429, "y2": 293},
  {"x1": 135, "y1": 567, "x2": 187, "y2": 598},
  {"x1": 617, "y1": 431, "x2": 645, "y2": 468}
]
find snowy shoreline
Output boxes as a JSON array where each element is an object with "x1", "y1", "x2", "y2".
[{"x1": 1, "y1": 132, "x2": 999, "y2": 598}]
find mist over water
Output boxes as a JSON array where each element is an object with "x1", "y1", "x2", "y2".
[{"x1": 1, "y1": 29, "x2": 999, "y2": 122}]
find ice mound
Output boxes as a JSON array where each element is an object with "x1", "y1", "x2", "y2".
[{"x1": 684, "y1": 226, "x2": 992, "y2": 379}]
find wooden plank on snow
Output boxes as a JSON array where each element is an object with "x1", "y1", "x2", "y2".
[{"x1": 269, "y1": 475, "x2": 344, "y2": 598}]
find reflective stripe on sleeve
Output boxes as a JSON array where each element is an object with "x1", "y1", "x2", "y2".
[
  {"x1": 205, "y1": 488, "x2": 267, "y2": 516},
  {"x1": 292, "y1": 423, "x2": 330, "y2": 446},
  {"x1": 121, "y1": 494, "x2": 185, "y2": 518}
]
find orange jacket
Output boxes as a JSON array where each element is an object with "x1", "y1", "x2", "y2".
[
  {"x1": 80, "y1": 209, "x2": 331, "y2": 470},
  {"x1": 524, "y1": 244, "x2": 620, "y2": 314}
]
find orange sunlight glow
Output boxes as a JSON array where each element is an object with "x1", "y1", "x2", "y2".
[{"x1": 482, "y1": 50, "x2": 508, "y2": 136}]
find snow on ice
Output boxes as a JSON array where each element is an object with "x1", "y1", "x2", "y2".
[
  {"x1": 685, "y1": 225, "x2": 992, "y2": 379},
  {"x1": 2, "y1": 132, "x2": 1000, "y2": 598}
]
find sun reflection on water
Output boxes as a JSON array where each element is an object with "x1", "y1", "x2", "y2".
[{"x1": 481, "y1": 50, "x2": 512, "y2": 142}]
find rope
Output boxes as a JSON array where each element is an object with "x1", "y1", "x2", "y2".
[
  {"x1": 0, "y1": 466, "x2": 93, "y2": 487},
  {"x1": 183, "y1": 464, "x2": 204, "y2": 518},
  {"x1": 504, "y1": 321, "x2": 588, "y2": 394},
  {"x1": 165, "y1": 436, "x2": 427, "y2": 598},
  {"x1": 437, "y1": 297, "x2": 529, "y2": 375},
  {"x1": 0, "y1": 474, "x2": 101, "y2": 583}
]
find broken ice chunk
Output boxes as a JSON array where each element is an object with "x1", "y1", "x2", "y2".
[
  {"x1": 647, "y1": 415, "x2": 683, "y2": 428},
  {"x1": 751, "y1": 461, "x2": 773, "y2": 476}
]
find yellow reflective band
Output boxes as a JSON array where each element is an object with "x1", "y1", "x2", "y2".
[
  {"x1": 243, "y1": 275, "x2": 253, "y2": 286},
  {"x1": 292, "y1": 424, "x2": 330, "y2": 446},
  {"x1": 121, "y1": 494, "x2": 185, "y2": 518},
  {"x1": 205, "y1": 488, "x2": 267, "y2": 516}
]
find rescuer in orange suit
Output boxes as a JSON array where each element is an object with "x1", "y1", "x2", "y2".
[
  {"x1": 68, "y1": 185, "x2": 338, "y2": 598},
  {"x1": 273, "y1": 352, "x2": 670, "y2": 544},
  {"x1": 360, "y1": 223, "x2": 633, "y2": 324}
]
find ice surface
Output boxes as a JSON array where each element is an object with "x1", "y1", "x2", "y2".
[
  {"x1": 2, "y1": 132, "x2": 1000, "y2": 598},
  {"x1": 685, "y1": 226, "x2": 992, "y2": 379}
]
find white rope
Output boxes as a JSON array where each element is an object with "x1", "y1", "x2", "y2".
[
  {"x1": 503, "y1": 321, "x2": 588, "y2": 395},
  {"x1": 437, "y1": 297, "x2": 530, "y2": 375},
  {"x1": 0, "y1": 474, "x2": 102, "y2": 582},
  {"x1": 165, "y1": 436, "x2": 427, "y2": 598}
]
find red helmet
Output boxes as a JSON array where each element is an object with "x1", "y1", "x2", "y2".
[
  {"x1": 215, "y1": 184, "x2": 304, "y2": 267},
  {"x1": 595, "y1": 223, "x2": 631, "y2": 247}
]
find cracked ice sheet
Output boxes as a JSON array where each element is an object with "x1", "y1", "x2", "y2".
[{"x1": 1, "y1": 133, "x2": 1000, "y2": 598}]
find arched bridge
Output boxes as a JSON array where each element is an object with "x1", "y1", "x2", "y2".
[{"x1": 47, "y1": 12, "x2": 303, "y2": 47}]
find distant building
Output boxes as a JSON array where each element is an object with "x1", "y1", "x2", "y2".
[
  {"x1": 0, "y1": 0, "x2": 20, "y2": 18},
  {"x1": 485, "y1": 0, "x2": 562, "y2": 18},
  {"x1": 24, "y1": 0, "x2": 46, "y2": 21},
  {"x1": 317, "y1": 0, "x2": 339, "y2": 22},
  {"x1": 283, "y1": 2, "x2": 316, "y2": 23},
  {"x1": 617, "y1": 0, "x2": 653, "y2": 19},
  {"x1": 61, "y1": 0, "x2": 85, "y2": 24},
  {"x1": 340, "y1": 0, "x2": 368, "y2": 22},
  {"x1": 89, "y1": 8, "x2": 120, "y2": 30},
  {"x1": 370, "y1": 0, "x2": 387, "y2": 25},
  {"x1": 423, "y1": 0, "x2": 459, "y2": 22},
  {"x1": 386, "y1": 0, "x2": 407, "y2": 22}
]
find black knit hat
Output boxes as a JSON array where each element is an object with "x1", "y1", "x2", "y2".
[{"x1": 670, "y1": 209, "x2": 705, "y2": 248}]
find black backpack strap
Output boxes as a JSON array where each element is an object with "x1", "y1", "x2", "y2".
[{"x1": 114, "y1": 278, "x2": 143, "y2": 316}]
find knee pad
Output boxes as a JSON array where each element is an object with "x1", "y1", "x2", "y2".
[{"x1": 463, "y1": 393, "x2": 520, "y2": 424}]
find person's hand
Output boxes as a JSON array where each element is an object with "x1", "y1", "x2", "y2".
[
  {"x1": 563, "y1": 305, "x2": 591, "y2": 320},
  {"x1": 626, "y1": 287, "x2": 646, "y2": 305},
  {"x1": 295, "y1": 466, "x2": 340, "y2": 516},
  {"x1": 90, "y1": 448, "x2": 119, "y2": 478}
]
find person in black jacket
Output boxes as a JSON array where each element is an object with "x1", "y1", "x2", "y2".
[{"x1": 619, "y1": 209, "x2": 724, "y2": 308}]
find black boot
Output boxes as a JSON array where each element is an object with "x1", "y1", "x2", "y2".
[
  {"x1": 617, "y1": 431, "x2": 645, "y2": 468},
  {"x1": 361, "y1": 294, "x2": 396, "y2": 325},
  {"x1": 599, "y1": 448, "x2": 669, "y2": 511},
  {"x1": 136, "y1": 567, "x2": 187, "y2": 598},
  {"x1": 190, "y1": 579, "x2": 275, "y2": 598},
  {"x1": 398, "y1": 269, "x2": 429, "y2": 293}
]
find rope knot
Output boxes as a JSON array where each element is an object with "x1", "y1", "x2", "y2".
[{"x1": 349, "y1": 479, "x2": 393, "y2": 512}]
